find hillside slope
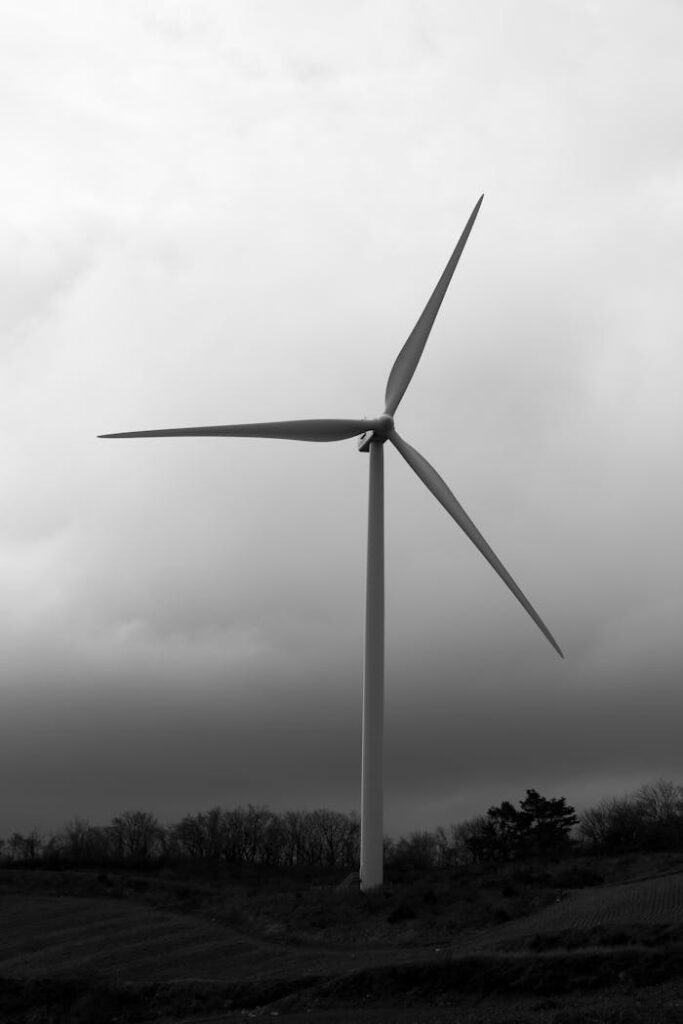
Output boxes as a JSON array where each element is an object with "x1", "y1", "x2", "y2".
[
  {"x1": 460, "y1": 869, "x2": 683, "y2": 953},
  {"x1": 1, "y1": 867, "x2": 682, "y2": 1021}
]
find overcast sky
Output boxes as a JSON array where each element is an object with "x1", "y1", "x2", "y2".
[{"x1": 2, "y1": 0, "x2": 682, "y2": 841}]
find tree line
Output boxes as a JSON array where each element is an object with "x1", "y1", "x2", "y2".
[
  {"x1": 1, "y1": 807, "x2": 360, "y2": 870},
  {"x1": 2, "y1": 779, "x2": 681, "y2": 871}
]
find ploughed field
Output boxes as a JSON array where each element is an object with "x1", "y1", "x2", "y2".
[
  {"x1": 0, "y1": 888, "x2": 369, "y2": 985},
  {"x1": 1, "y1": 858, "x2": 683, "y2": 1022}
]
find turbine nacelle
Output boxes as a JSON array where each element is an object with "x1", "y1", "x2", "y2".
[{"x1": 358, "y1": 414, "x2": 394, "y2": 452}]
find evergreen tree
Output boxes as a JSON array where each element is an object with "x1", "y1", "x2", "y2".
[
  {"x1": 484, "y1": 790, "x2": 578, "y2": 859},
  {"x1": 518, "y1": 789, "x2": 578, "y2": 856}
]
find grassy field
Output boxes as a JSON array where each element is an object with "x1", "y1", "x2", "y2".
[{"x1": 1, "y1": 852, "x2": 682, "y2": 1022}]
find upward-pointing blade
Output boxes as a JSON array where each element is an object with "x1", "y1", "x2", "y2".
[
  {"x1": 384, "y1": 195, "x2": 484, "y2": 417},
  {"x1": 390, "y1": 431, "x2": 563, "y2": 658},
  {"x1": 99, "y1": 418, "x2": 375, "y2": 442}
]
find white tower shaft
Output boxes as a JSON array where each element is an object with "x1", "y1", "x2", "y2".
[{"x1": 360, "y1": 439, "x2": 385, "y2": 891}]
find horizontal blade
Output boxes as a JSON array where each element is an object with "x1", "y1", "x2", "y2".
[
  {"x1": 384, "y1": 194, "x2": 484, "y2": 417},
  {"x1": 391, "y1": 431, "x2": 563, "y2": 658},
  {"x1": 99, "y1": 418, "x2": 375, "y2": 442}
]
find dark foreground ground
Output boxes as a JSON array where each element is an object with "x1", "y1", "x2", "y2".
[{"x1": 1, "y1": 852, "x2": 682, "y2": 1022}]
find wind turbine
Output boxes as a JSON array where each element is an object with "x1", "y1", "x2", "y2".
[{"x1": 100, "y1": 194, "x2": 563, "y2": 891}]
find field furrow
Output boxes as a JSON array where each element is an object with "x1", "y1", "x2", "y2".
[
  {"x1": 466, "y1": 872, "x2": 683, "y2": 951},
  {"x1": 0, "y1": 892, "x2": 359, "y2": 983}
]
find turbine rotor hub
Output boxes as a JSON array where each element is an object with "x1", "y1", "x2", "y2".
[
  {"x1": 358, "y1": 414, "x2": 394, "y2": 452},
  {"x1": 374, "y1": 414, "x2": 394, "y2": 439}
]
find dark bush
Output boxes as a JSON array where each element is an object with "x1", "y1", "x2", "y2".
[{"x1": 387, "y1": 900, "x2": 418, "y2": 922}]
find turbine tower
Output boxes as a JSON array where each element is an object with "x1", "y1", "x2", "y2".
[{"x1": 100, "y1": 195, "x2": 563, "y2": 891}]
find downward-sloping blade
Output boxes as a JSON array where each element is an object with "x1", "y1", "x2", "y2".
[
  {"x1": 384, "y1": 194, "x2": 484, "y2": 417},
  {"x1": 391, "y1": 431, "x2": 563, "y2": 658},
  {"x1": 99, "y1": 418, "x2": 374, "y2": 442}
]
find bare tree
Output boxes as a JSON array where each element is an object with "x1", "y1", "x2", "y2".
[
  {"x1": 281, "y1": 810, "x2": 310, "y2": 867},
  {"x1": 389, "y1": 830, "x2": 439, "y2": 872},
  {"x1": 306, "y1": 810, "x2": 351, "y2": 867},
  {"x1": 6, "y1": 829, "x2": 42, "y2": 861},
  {"x1": 110, "y1": 810, "x2": 163, "y2": 862},
  {"x1": 55, "y1": 818, "x2": 110, "y2": 864},
  {"x1": 172, "y1": 813, "x2": 209, "y2": 859},
  {"x1": 578, "y1": 796, "x2": 643, "y2": 851},
  {"x1": 635, "y1": 779, "x2": 683, "y2": 848},
  {"x1": 441, "y1": 815, "x2": 490, "y2": 865}
]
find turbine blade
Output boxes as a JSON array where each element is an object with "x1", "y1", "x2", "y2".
[
  {"x1": 100, "y1": 418, "x2": 375, "y2": 442},
  {"x1": 391, "y1": 431, "x2": 563, "y2": 658},
  {"x1": 384, "y1": 194, "x2": 484, "y2": 417}
]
